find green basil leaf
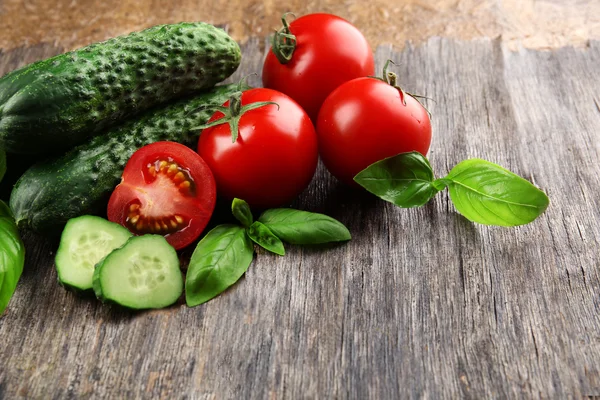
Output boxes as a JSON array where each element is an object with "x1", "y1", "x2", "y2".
[
  {"x1": 185, "y1": 224, "x2": 254, "y2": 307},
  {"x1": 353, "y1": 151, "x2": 441, "y2": 207},
  {"x1": 445, "y1": 159, "x2": 550, "y2": 226},
  {"x1": 246, "y1": 221, "x2": 285, "y2": 256},
  {"x1": 258, "y1": 209, "x2": 351, "y2": 244},
  {"x1": 231, "y1": 198, "x2": 253, "y2": 228},
  {"x1": 0, "y1": 148, "x2": 6, "y2": 184},
  {"x1": 0, "y1": 200, "x2": 25, "y2": 315}
]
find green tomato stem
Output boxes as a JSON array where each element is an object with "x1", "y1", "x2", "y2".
[{"x1": 271, "y1": 12, "x2": 297, "y2": 64}]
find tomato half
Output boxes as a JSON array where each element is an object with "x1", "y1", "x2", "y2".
[
  {"x1": 107, "y1": 141, "x2": 216, "y2": 250},
  {"x1": 262, "y1": 13, "x2": 374, "y2": 121},
  {"x1": 197, "y1": 88, "x2": 318, "y2": 209},
  {"x1": 316, "y1": 77, "x2": 432, "y2": 186}
]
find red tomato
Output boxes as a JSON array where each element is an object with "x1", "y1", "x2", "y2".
[
  {"x1": 316, "y1": 77, "x2": 432, "y2": 186},
  {"x1": 107, "y1": 141, "x2": 216, "y2": 250},
  {"x1": 262, "y1": 13, "x2": 374, "y2": 121},
  {"x1": 197, "y1": 88, "x2": 318, "y2": 209}
]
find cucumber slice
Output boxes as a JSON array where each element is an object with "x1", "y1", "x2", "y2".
[
  {"x1": 93, "y1": 235, "x2": 183, "y2": 310},
  {"x1": 55, "y1": 216, "x2": 132, "y2": 291}
]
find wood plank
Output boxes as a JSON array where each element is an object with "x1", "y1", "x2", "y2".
[
  {"x1": 1, "y1": 37, "x2": 599, "y2": 398},
  {"x1": 0, "y1": 0, "x2": 597, "y2": 52}
]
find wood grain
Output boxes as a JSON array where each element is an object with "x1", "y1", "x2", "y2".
[
  {"x1": 1, "y1": 37, "x2": 600, "y2": 399},
  {"x1": 0, "y1": 0, "x2": 598, "y2": 52}
]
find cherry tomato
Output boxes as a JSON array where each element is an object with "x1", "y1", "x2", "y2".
[
  {"x1": 316, "y1": 76, "x2": 432, "y2": 186},
  {"x1": 262, "y1": 13, "x2": 374, "y2": 121},
  {"x1": 107, "y1": 141, "x2": 216, "y2": 250},
  {"x1": 197, "y1": 88, "x2": 318, "y2": 209}
]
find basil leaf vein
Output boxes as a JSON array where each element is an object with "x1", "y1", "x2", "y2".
[
  {"x1": 445, "y1": 159, "x2": 549, "y2": 226},
  {"x1": 246, "y1": 221, "x2": 285, "y2": 256},
  {"x1": 185, "y1": 224, "x2": 254, "y2": 307},
  {"x1": 258, "y1": 209, "x2": 351, "y2": 244},
  {"x1": 354, "y1": 151, "x2": 441, "y2": 207}
]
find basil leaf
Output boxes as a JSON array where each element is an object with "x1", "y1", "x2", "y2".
[
  {"x1": 354, "y1": 152, "x2": 441, "y2": 207},
  {"x1": 0, "y1": 148, "x2": 6, "y2": 184},
  {"x1": 231, "y1": 198, "x2": 253, "y2": 228},
  {"x1": 0, "y1": 200, "x2": 25, "y2": 315},
  {"x1": 185, "y1": 224, "x2": 254, "y2": 307},
  {"x1": 246, "y1": 221, "x2": 285, "y2": 255},
  {"x1": 258, "y1": 209, "x2": 351, "y2": 244},
  {"x1": 445, "y1": 159, "x2": 550, "y2": 226}
]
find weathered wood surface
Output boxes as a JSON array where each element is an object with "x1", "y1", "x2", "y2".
[
  {"x1": 1, "y1": 0, "x2": 598, "y2": 52},
  {"x1": 1, "y1": 37, "x2": 600, "y2": 399}
]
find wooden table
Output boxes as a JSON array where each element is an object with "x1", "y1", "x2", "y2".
[{"x1": 1, "y1": 1, "x2": 600, "y2": 398}]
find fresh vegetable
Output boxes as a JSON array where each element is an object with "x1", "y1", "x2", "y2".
[
  {"x1": 262, "y1": 13, "x2": 374, "y2": 120},
  {"x1": 93, "y1": 235, "x2": 183, "y2": 310},
  {"x1": 0, "y1": 23, "x2": 241, "y2": 155},
  {"x1": 197, "y1": 87, "x2": 318, "y2": 208},
  {"x1": 354, "y1": 152, "x2": 550, "y2": 226},
  {"x1": 10, "y1": 83, "x2": 239, "y2": 235},
  {"x1": 258, "y1": 208, "x2": 352, "y2": 244},
  {"x1": 185, "y1": 198, "x2": 351, "y2": 307},
  {"x1": 185, "y1": 224, "x2": 254, "y2": 307},
  {"x1": 55, "y1": 216, "x2": 132, "y2": 291},
  {"x1": 0, "y1": 200, "x2": 25, "y2": 315},
  {"x1": 0, "y1": 153, "x2": 37, "y2": 201},
  {"x1": 316, "y1": 62, "x2": 432, "y2": 186},
  {"x1": 107, "y1": 141, "x2": 216, "y2": 250}
]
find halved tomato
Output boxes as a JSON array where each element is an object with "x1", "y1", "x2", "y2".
[{"x1": 107, "y1": 141, "x2": 216, "y2": 250}]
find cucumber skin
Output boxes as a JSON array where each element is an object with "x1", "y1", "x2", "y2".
[
  {"x1": 0, "y1": 22, "x2": 241, "y2": 154},
  {"x1": 92, "y1": 235, "x2": 182, "y2": 310},
  {"x1": 10, "y1": 84, "x2": 239, "y2": 235}
]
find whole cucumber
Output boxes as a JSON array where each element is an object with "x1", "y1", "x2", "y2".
[
  {"x1": 10, "y1": 84, "x2": 238, "y2": 234},
  {"x1": 0, "y1": 23, "x2": 241, "y2": 154}
]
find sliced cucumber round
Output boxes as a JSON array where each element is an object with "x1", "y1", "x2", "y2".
[
  {"x1": 93, "y1": 235, "x2": 183, "y2": 310},
  {"x1": 55, "y1": 215, "x2": 132, "y2": 291}
]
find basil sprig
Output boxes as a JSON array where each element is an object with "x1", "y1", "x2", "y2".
[
  {"x1": 354, "y1": 152, "x2": 549, "y2": 226},
  {"x1": 185, "y1": 199, "x2": 351, "y2": 307}
]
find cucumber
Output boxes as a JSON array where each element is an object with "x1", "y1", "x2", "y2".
[
  {"x1": 10, "y1": 83, "x2": 239, "y2": 234},
  {"x1": 0, "y1": 153, "x2": 37, "y2": 201},
  {"x1": 93, "y1": 235, "x2": 183, "y2": 310},
  {"x1": 0, "y1": 22, "x2": 241, "y2": 154},
  {"x1": 55, "y1": 216, "x2": 132, "y2": 291}
]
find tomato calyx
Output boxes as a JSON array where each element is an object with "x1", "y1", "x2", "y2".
[
  {"x1": 271, "y1": 12, "x2": 297, "y2": 64},
  {"x1": 194, "y1": 77, "x2": 280, "y2": 143},
  {"x1": 370, "y1": 60, "x2": 409, "y2": 105},
  {"x1": 371, "y1": 60, "x2": 433, "y2": 117}
]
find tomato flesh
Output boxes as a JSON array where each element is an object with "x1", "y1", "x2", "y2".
[
  {"x1": 316, "y1": 77, "x2": 432, "y2": 186},
  {"x1": 108, "y1": 142, "x2": 216, "y2": 250},
  {"x1": 198, "y1": 88, "x2": 318, "y2": 209},
  {"x1": 262, "y1": 13, "x2": 374, "y2": 121}
]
